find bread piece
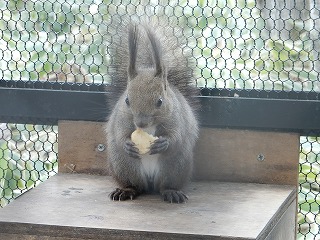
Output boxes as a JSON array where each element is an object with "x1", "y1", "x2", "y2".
[{"x1": 131, "y1": 128, "x2": 159, "y2": 154}]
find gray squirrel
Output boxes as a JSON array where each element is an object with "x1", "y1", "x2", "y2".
[{"x1": 106, "y1": 17, "x2": 199, "y2": 203}]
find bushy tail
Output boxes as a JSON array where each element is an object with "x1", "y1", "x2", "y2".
[{"x1": 105, "y1": 16, "x2": 199, "y2": 111}]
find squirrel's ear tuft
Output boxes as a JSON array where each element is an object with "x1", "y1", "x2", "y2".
[
  {"x1": 127, "y1": 24, "x2": 138, "y2": 80},
  {"x1": 145, "y1": 27, "x2": 164, "y2": 78},
  {"x1": 162, "y1": 67, "x2": 168, "y2": 91}
]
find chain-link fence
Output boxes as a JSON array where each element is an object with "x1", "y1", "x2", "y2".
[
  {"x1": 0, "y1": 0, "x2": 319, "y2": 239},
  {"x1": 0, "y1": 124, "x2": 57, "y2": 207}
]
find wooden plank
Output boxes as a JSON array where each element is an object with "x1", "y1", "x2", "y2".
[
  {"x1": 262, "y1": 200, "x2": 297, "y2": 240},
  {"x1": 0, "y1": 233, "x2": 77, "y2": 240},
  {"x1": 58, "y1": 121, "x2": 109, "y2": 175},
  {"x1": 194, "y1": 128, "x2": 300, "y2": 185},
  {"x1": 58, "y1": 121, "x2": 299, "y2": 185},
  {"x1": 0, "y1": 173, "x2": 296, "y2": 240}
]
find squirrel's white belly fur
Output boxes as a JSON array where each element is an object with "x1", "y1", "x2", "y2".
[
  {"x1": 140, "y1": 154, "x2": 160, "y2": 179},
  {"x1": 140, "y1": 126, "x2": 160, "y2": 180}
]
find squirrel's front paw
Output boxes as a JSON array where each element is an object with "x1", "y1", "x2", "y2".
[
  {"x1": 150, "y1": 136, "x2": 169, "y2": 154},
  {"x1": 124, "y1": 139, "x2": 140, "y2": 159}
]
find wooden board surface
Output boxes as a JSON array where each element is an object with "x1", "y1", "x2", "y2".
[
  {"x1": 0, "y1": 174, "x2": 296, "y2": 240},
  {"x1": 58, "y1": 121, "x2": 299, "y2": 185},
  {"x1": 263, "y1": 200, "x2": 296, "y2": 240},
  {"x1": 194, "y1": 128, "x2": 299, "y2": 185},
  {"x1": 58, "y1": 121, "x2": 109, "y2": 175}
]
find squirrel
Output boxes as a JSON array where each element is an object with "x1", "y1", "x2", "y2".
[{"x1": 105, "y1": 17, "x2": 199, "y2": 203}]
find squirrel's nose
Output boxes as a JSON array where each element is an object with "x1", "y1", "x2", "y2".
[
  {"x1": 136, "y1": 122, "x2": 148, "y2": 128},
  {"x1": 135, "y1": 113, "x2": 151, "y2": 128}
]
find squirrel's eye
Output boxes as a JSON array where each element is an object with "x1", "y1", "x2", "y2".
[
  {"x1": 156, "y1": 98, "x2": 163, "y2": 107},
  {"x1": 125, "y1": 96, "x2": 130, "y2": 106}
]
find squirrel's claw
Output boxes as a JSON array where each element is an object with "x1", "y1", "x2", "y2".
[
  {"x1": 150, "y1": 136, "x2": 169, "y2": 155},
  {"x1": 124, "y1": 140, "x2": 141, "y2": 159},
  {"x1": 161, "y1": 189, "x2": 188, "y2": 204},
  {"x1": 109, "y1": 187, "x2": 138, "y2": 201}
]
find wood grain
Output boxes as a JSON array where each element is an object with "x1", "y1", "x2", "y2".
[
  {"x1": 263, "y1": 200, "x2": 297, "y2": 240},
  {"x1": 58, "y1": 121, "x2": 299, "y2": 185},
  {"x1": 58, "y1": 121, "x2": 109, "y2": 175},
  {"x1": 194, "y1": 128, "x2": 299, "y2": 185},
  {"x1": 0, "y1": 173, "x2": 296, "y2": 240}
]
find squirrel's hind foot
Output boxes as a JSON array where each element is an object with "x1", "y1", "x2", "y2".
[
  {"x1": 161, "y1": 190, "x2": 188, "y2": 204},
  {"x1": 109, "y1": 187, "x2": 139, "y2": 201}
]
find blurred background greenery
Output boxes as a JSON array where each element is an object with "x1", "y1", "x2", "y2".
[{"x1": 0, "y1": 0, "x2": 319, "y2": 239}]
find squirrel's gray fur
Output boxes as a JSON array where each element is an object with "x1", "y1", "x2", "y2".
[{"x1": 106, "y1": 16, "x2": 199, "y2": 203}]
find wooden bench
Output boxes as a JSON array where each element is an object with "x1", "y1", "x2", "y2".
[{"x1": 0, "y1": 120, "x2": 298, "y2": 240}]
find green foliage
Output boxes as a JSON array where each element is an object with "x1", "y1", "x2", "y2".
[
  {"x1": 182, "y1": 0, "x2": 318, "y2": 91},
  {"x1": 0, "y1": 1, "x2": 319, "y2": 238},
  {"x1": 298, "y1": 136, "x2": 320, "y2": 239},
  {"x1": 0, "y1": 124, "x2": 58, "y2": 207},
  {"x1": 0, "y1": 0, "x2": 106, "y2": 83},
  {"x1": 1, "y1": 0, "x2": 318, "y2": 91}
]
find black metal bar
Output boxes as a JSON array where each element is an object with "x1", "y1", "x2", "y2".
[
  {"x1": 198, "y1": 97, "x2": 320, "y2": 135},
  {"x1": 201, "y1": 88, "x2": 320, "y2": 101},
  {"x1": 1, "y1": 80, "x2": 319, "y2": 101},
  {"x1": 0, "y1": 80, "x2": 106, "y2": 92},
  {"x1": 0, "y1": 88, "x2": 319, "y2": 135},
  {"x1": 0, "y1": 88, "x2": 108, "y2": 125}
]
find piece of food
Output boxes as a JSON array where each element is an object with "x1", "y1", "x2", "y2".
[{"x1": 131, "y1": 128, "x2": 158, "y2": 154}]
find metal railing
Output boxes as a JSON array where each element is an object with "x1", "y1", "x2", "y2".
[{"x1": 0, "y1": 1, "x2": 319, "y2": 239}]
